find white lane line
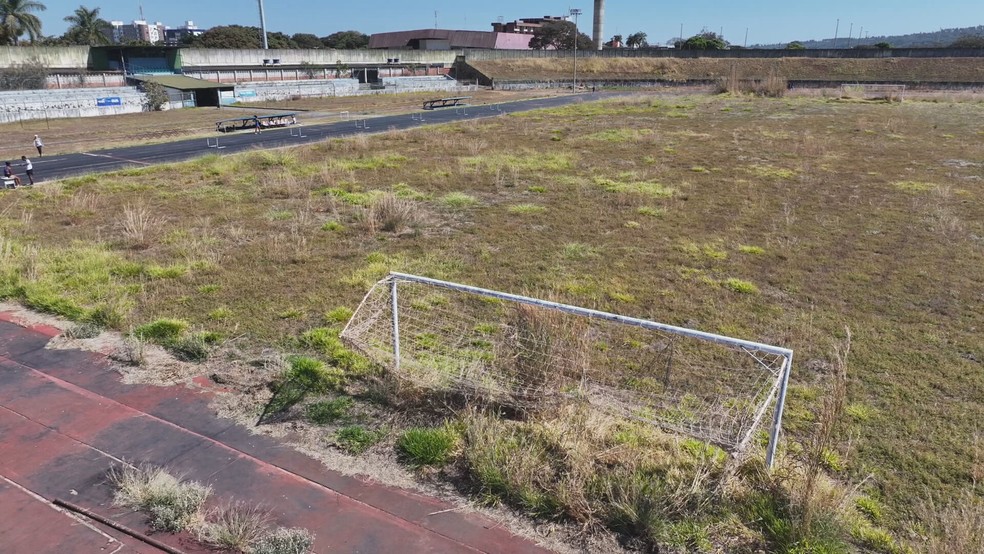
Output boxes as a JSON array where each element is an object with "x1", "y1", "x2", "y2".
[{"x1": 81, "y1": 152, "x2": 151, "y2": 165}]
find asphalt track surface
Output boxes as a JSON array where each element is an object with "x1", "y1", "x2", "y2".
[{"x1": 24, "y1": 92, "x2": 615, "y2": 185}]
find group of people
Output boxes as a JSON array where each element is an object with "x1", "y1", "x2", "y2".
[{"x1": 2, "y1": 135, "x2": 42, "y2": 189}]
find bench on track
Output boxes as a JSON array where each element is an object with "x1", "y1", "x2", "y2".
[{"x1": 422, "y1": 96, "x2": 471, "y2": 110}]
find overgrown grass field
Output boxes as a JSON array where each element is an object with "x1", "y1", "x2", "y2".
[{"x1": 1, "y1": 93, "x2": 982, "y2": 552}]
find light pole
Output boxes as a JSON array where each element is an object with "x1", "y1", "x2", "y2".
[
  {"x1": 257, "y1": 0, "x2": 269, "y2": 49},
  {"x1": 570, "y1": 8, "x2": 582, "y2": 92}
]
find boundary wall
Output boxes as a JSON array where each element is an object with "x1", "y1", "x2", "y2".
[{"x1": 0, "y1": 86, "x2": 145, "y2": 124}]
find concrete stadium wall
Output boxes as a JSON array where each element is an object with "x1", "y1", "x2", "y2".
[
  {"x1": 178, "y1": 48, "x2": 460, "y2": 69},
  {"x1": 0, "y1": 46, "x2": 90, "y2": 70},
  {"x1": 183, "y1": 66, "x2": 449, "y2": 84},
  {"x1": 465, "y1": 47, "x2": 984, "y2": 61},
  {"x1": 0, "y1": 86, "x2": 145, "y2": 124},
  {"x1": 47, "y1": 72, "x2": 126, "y2": 89},
  {"x1": 231, "y1": 79, "x2": 361, "y2": 103}
]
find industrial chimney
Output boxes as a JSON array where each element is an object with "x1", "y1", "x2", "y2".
[{"x1": 592, "y1": 0, "x2": 604, "y2": 50}]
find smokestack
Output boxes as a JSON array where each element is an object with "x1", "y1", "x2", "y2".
[{"x1": 593, "y1": 0, "x2": 604, "y2": 50}]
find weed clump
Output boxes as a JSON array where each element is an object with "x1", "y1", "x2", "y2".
[
  {"x1": 109, "y1": 464, "x2": 211, "y2": 532},
  {"x1": 335, "y1": 425, "x2": 385, "y2": 454},
  {"x1": 251, "y1": 527, "x2": 315, "y2": 554},
  {"x1": 397, "y1": 425, "x2": 459, "y2": 467}
]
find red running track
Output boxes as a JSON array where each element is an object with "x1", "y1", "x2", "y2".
[{"x1": 0, "y1": 313, "x2": 549, "y2": 554}]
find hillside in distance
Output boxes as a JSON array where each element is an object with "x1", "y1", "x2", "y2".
[{"x1": 754, "y1": 24, "x2": 984, "y2": 48}]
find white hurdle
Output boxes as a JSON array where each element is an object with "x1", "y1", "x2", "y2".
[{"x1": 206, "y1": 137, "x2": 225, "y2": 149}]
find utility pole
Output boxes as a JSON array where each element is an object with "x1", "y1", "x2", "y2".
[
  {"x1": 257, "y1": 0, "x2": 268, "y2": 49},
  {"x1": 744, "y1": 27, "x2": 748, "y2": 48},
  {"x1": 570, "y1": 8, "x2": 582, "y2": 92},
  {"x1": 833, "y1": 19, "x2": 839, "y2": 48}
]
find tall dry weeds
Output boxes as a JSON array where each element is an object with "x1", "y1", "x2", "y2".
[
  {"x1": 365, "y1": 193, "x2": 422, "y2": 234},
  {"x1": 795, "y1": 327, "x2": 851, "y2": 536},
  {"x1": 118, "y1": 203, "x2": 164, "y2": 246}
]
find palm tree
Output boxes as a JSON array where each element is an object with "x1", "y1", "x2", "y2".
[
  {"x1": 63, "y1": 5, "x2": 110, "y2": 45},
  {"x1": 0, "y1": 0, "x2": 45, "y2": 45}
]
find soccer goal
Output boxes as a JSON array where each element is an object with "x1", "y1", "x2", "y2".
[
  {"x1": 841, "y1": 83, "x2": 906, "y2": 102},
  {"x1": 341, "y1": 272, "x2": 794, "y2": 467}
]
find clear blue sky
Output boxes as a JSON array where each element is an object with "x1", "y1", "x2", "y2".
[{"x1": 43, "y1": 1, "x2": 983, "y2": 45}]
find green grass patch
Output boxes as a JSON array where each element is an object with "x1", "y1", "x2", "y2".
[
  {"x1": 723, "y1": 278, "x2": 760, "y2": 294},
  {"x1": 892, "y1": 181, "x2": 936, "y2": 193},
  {"x1": 321, "y1": 220, "x2": 344, "y2": 232},
  {"x1": 305, "y1": 397, "x2": 353, "y2": 425},
  {"x1": 508, "y1": 203, "x2": 547, "y2": 215},
  {"x1": 738, "y1": 245, "x2": 766, "y2": 255},
  {"x1": 397, "y1": 425, "x2": 459, "y2": 467},
  {"x1": 593, "y1": 177, "x2": 676, "y2": 198},
  {"x1": 329, "y1": 154, "x2": 409, "y2": 171},
  {"x1": 134, "y1": 318, "x2": 189, "y2": 342},
  {"x1": 439, "y1": 192, "x2": 478, "y2": 209},
  {"x1": 461, "y1": 151, "x2": 572, "y2": 172},
  {"x1": 335, "y1": 425, "x2": 385, "y2": 454}
]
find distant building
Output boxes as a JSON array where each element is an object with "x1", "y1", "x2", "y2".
[
  {"x1": 164, "y1": 21, "x2": 205, "y2": 46},
  {"x1": 108, "y1": 20, "x2": 167, "y2": 44},
  {"x1": 491, "y1": 16, "x2": 570, "y2": 35},
  {"x1": 369, "y1": 29, "x2": 533, "y2": 50}
]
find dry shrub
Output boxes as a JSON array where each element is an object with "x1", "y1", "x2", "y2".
[
  {"x1": 913, "y1": 490, "x2": 984, "y2": 554},
  {"x1": 198, "y1": 501, "x2": 272, "y2": 551},
  {"x1": 118, "y1": 203, "x2": 164, "y2": 246},
  {"x1": 109, "y1": 463, "x2": 210, "y2": 532},
  {"x1": 497, "y1": 303, "x2": 589, "y2": 408},
  {"x1": 794, "y1": 328, "x2": 850, "y2": 536},
  {"x1": 365, "y1": 193, "x2": 422, "y2": 234}
]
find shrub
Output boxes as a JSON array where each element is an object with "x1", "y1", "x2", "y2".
[
  {"x1": 109, "y1": 464, "x2": 210, "y2": 532},
  {"x1": 397, "y1": 426, "x2": 458, "y2": 467},
  {"x1": 335, "y1": 426, "x2": 385, "y2": 454},
  {"x1": 198, "y1": 501, "x2": 271, "y2": 551},
  {"x1": 143, "y1": 81, "x2": 169, "y2": 111},
  {"x1": 64, "y1": 322, "x2": 102, "y2": 339},
  {"x1": 284, "y1": 355, "x2": 343, "y2": 393},
  {"x1": 321, "y1": 220, "x2": 343, "y2": 232},
  {"x1": 251, "y1": 527, "x2": 315, "y2": 554},
  {"x1": 366, "y1": 193, "x2": 421, "y2": 233},
  {"x1": 305, "y1": 397, "x2": 353, "y2": 424}
]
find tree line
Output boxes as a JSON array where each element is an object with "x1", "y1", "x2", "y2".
[{"x1": 0, "y1": 1, "x2": 370, "y2": 48}]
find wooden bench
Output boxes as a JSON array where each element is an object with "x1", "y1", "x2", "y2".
[{"x1": 422, "y1": 96, "x2": 471, "y2": 110}]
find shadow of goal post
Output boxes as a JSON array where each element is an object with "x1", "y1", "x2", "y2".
[{"x1": 342, "y1": 272, "x2": 794, "y2": 468}]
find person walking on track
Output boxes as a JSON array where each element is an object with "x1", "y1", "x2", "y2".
[{"x1": 33, "y1": 135, "x2": 43, "y2": 157}]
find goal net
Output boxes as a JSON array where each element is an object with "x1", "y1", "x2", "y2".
[{"x1": 341, "y1": 273, "x2": 793, "y2": 461}]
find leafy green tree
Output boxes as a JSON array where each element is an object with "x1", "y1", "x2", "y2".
[
  {"x1": 0, "y1": 0, "x2": 45, "y2": 45},
  {"x1": 626, "y1": 31, "x2": 648, "y2": 48},
  {"x1": 0, "y1": 57, "x2": 46, "y2": 89},
  {"x1": 62, "y1": 5, "x2": 110, "y2": 45},
  {"x1": 291, "y1": 32, "x2": 321, "y2": 49},
  {"x1": 874, "y1": 41, "x2": 891, "y2": 49},
  {"x1": 949, "y1": 34, "x2": 984, "y2": 48},
  {"x1": 142, "y1": 81, "x2": 168, "y2": 111},
  {"x1": 191, "y1": 25, "x2": 261, "y2": 48},
  {"x1": 675, "y1": 31, "x2": 729, "y2": 50},
  {"x1": 266, "y1": 30, "x2": 294, "y2": 48},
  {"x1": 786, "y1": 41, "x2": 805, "y2": 50},
  {"x1": 606, "y1": 34, "x2": 622, "y2": 48},
  {"x1": 528, "y1": 21, "x2": 592, "y2": 50},
  {"x1": 320, "y1": 30, "x2": 369, "y2": 49}
]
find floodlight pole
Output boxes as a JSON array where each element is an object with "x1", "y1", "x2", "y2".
[
  {"x1": 257, "y1": 0, "x2": 269, "y2": 49},
  {"x1": 570, "y1": 8, "x2": 582, "y2": 92}
]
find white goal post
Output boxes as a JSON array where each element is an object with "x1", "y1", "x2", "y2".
[
  {"x1": 840, "y1": 83, "x2": 906, "y2": 102},
  {"x1": 341, "y1": 272, "x2": 794, "y2": 467}
]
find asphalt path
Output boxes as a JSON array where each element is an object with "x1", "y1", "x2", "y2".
[{"x1": 18, "y1": 92, "x2": 616, "y2": 185}]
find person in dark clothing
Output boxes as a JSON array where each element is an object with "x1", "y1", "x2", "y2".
[{"x1": 4, "y1": 161, "x2": 21, "y2": 187}]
